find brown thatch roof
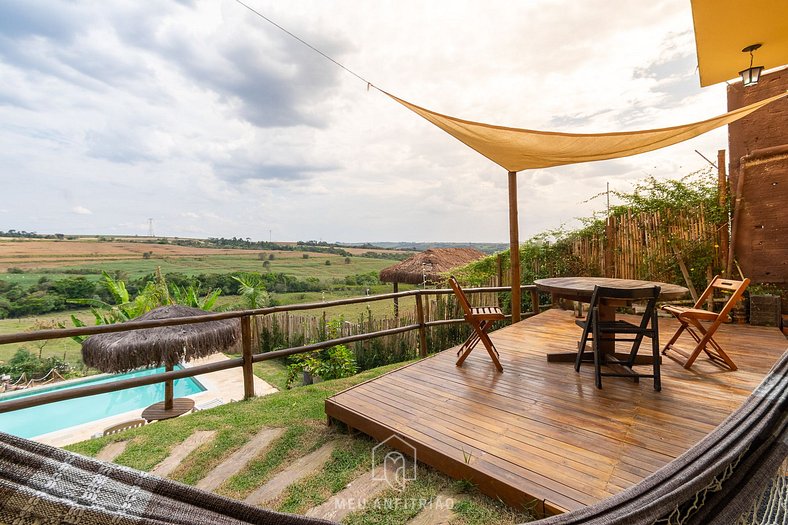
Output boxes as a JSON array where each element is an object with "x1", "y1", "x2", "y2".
[
  {"x1": 379, "y1": 248, "x2": 486, "y2": 285},
  {"x1": 81, "y1": 305, "x2": 240, "y2": 373}
]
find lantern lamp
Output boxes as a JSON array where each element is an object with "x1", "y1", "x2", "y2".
[{"x1": 739, "y1": 44, "x2": 764, "y2": 87}]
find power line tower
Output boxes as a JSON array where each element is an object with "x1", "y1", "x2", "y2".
[{"x1": 148, "y1": 218, "x2": 155, "y2": 237}]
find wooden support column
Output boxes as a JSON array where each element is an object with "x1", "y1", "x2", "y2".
[
  {"x1": 717, "y1": 149, "x2": 729, "y2": 276},
  {"x1": 508, "y1": 171, "x2": 521, "y2": 323},
  {"x1": 393, "y1": 283, "x2": 399, "y2": 318},
  {"x1": 164, "y1": 363, "x2": 174, "y2": 410},
  {"x1": 415, "y1": 293, "x2": 428, "y2": 357},
  {"x1": 530, "y1": 288, "x2": 540, "y2": 315},
  {"x1": 241, "y1": 315, "x2": 255, "y2": 400},
  {"x1": 727, "y1": 164, "x2": 746, "y2": 279}
]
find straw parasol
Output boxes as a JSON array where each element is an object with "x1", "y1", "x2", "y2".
[
  {"x1": 379, "y1": 248, "x2": 485, "y2": 317},
  {"x1": 82, "y1": 305, "x2": 240, "y2": 420},
  {"x1": 379, "y1": 248, "x2": 485, "y2": 285}
]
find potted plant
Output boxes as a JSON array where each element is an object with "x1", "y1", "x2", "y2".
[
  {"x1": 286, "y1": 344, "x2": 358, "y2": 388},
  {"x1": 748, "y1": 284, "x2": 782, "y2": 327}
]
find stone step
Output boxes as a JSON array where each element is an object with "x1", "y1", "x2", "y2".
[
  {"x1": 406, "y1": 493, "x2": 457, "y2": 525},
  {"x1": 96, "y1": 440, "x2": 128, "y2": 462},
  {"x1": 196, "y1": 428, "x2": 284, "y2": 492},
  {"x1": 151, "y1": 430, "x2": 217, "y2": 478},
  {"x1": 245, "y1": 441, "x2": 337, "y2": 505},
  {"x1": 305, "y1": 461, "x2": 402, "y2": 522}
]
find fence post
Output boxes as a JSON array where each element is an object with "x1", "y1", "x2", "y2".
[
  {"x1": 530, "y1": 288, "x2": 540, "y2": 315},
  {"x1": 415, "y1": 293, "x2": 428, "y2": 357},
  {"x1": 241, "y1": 315, "x2": 255, "y2": 400}
]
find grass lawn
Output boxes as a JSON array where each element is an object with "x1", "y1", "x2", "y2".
[
  {"x1": 2, "y1": 253, "x2": 394, "y2": 285},
  {"x1": 67, "y1": 363, "x2": 534, "y2": 524}
]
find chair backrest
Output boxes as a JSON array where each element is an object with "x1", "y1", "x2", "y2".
[
  {"x1": 448, "y1": 276, "x2": 474, "y2": 317},
  {"x1": 588, "y1": 285, "x2": 661, "y2": 305},
  {"x1": 103, "y1": 418, "x2": 146, "y2": 436},
  {"x1": 693, "y1": 275, "x2": 750, "y2": 315}
]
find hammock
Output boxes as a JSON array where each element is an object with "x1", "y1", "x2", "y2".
[{"x1": 1, "y1": 350, "x2": 785, "y2": 525}]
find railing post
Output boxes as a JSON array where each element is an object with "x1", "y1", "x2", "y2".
[
  {"x1": 530, "y1": 288, "x2": 540, "y2": 315},
  {"x1": 415, "y1": 293, "x2": 428, "y2": 357},
  {"x1": 241, "y1": 315, "x2": 255, "y2": 400}
]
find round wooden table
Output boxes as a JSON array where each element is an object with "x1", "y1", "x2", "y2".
[
  {"x1": 534, "y1": 277, "x2": 688, "y2": 362},
  {"x1": 141, "y1": 398, "x2": 195, "y2": 422}
]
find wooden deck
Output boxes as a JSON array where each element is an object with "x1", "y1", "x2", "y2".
[{"x1": 325, "y1": 309, "x2": 787, "y2": 516}]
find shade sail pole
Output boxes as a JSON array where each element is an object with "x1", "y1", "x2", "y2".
[{"x1": 508, "y1": 171, "x2": 521, "y2": 323}]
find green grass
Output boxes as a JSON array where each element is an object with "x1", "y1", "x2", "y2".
[
  {"x1": 2, "y1": 253, "x2": 394, "y2": 285},
  {"x1": 252, "y1": 359, "x2": 290, "y2": 391},
  {"x1": 66, "y1": 363, "x2": 535, "y2": 524}
]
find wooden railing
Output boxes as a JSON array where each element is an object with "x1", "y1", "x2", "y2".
[{"x1": 0, "y1": 285, "x2": 540, "y2": 414}]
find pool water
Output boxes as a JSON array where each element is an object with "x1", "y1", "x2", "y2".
[{"x1": 0, "y1": 366, "x2": 205, "y2": 438}]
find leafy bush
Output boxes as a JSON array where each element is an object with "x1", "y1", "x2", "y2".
[
  {"x1": 0, "y1": 348, "x2": 70, "y2": 381},
  {"x1": 285, "y1": 345, "x2": 357, "y2": 388}
]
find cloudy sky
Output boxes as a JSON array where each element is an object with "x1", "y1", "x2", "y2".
[{"x1": 0, "y1": 0, "x2": 732, "y2": 243}]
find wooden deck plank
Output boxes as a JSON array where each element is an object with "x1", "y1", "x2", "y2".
[{"x1": 326, "y1": 309, "x2": 787, "y2": 516}]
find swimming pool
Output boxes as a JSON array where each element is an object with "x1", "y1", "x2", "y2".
[{"x1": 0, "y1": 366, "x2": 206, "y2": 438}]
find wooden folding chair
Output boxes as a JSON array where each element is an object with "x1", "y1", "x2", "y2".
[
  {"x1": 661, "y1": 275, "x2": 750, "y2": 370},
  {"x1": 575, "y1": 285, "x2": 662, "y2": 390},
  {"x1": 449, "y1": 276, "x2": 506, "y2": 372}
]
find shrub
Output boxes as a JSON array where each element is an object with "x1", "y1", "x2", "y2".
[
  {"x1": 302, "y1": 253, "x2": 309, "y2": 259},
  {"x1": 6, "y1": 267, "x2": 24, "y2": 274},
  {"x1": 344, "y1": 257, "x2": 351, "y2": 264},
  {"x1": 325, "y1": 260, "x2": 331, "y2": 266}
]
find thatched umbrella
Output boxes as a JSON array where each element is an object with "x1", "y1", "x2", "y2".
[
  {"x1": 82, "y1": 305, "x2": 240, "y2": 420},
  {"x1": 380, "y1": 248, "x2": 485, "y2": 285},
  {"x1": 379, "y1": 248, "x2": 485, "y2": 315}
]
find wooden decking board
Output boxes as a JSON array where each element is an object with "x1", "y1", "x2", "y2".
[{"x1": 326, "y1": 309, "x2": 786, "y2": 514}]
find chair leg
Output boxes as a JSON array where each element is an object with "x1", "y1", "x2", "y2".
[
  {"x1": 456, "y1": 323, "x2": 504, "y2": 372},
  {"x1": 575, "y1": 340, "x2": 586, "y2": 372},
  {"x1": 478, "y1": 330, "x2": 504, "y2": 372},
  {"x1": 652, "y1": 316, "x2": 661, "y2": 392},
  {"x1": 457, "y1": 331, "x2": 480, "y2": 357},
  {"x1": 592, "y1": 319, "x2": 602, "y2": 389},
  {"x1": 662, "y1": 322, "x2": 687, "y2": 354}
]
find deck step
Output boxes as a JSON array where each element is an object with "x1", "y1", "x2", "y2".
[
  {"x1": 245, "y1": 441, "x2": 337, "y2": 505},
  {"x1": 196, "y1": 428, "x2": 284, "y2": 492},
  {"x1": 96, "y1": 440, "x2": 128, "y2": 462},
  {"x1": 406, "y1": 493, "x2": 457, "y2": 525},
  {"x1": 305, "y1": 461, "x2": 402, "y2": 522},
  {"x1": 151, "y1": 430, "x2": 217, "y2": 478}
]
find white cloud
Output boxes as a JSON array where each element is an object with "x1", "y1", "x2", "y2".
[
  {"x1": 0, "y1": 0, "x2": 736, "y2": 242},
  {"x1": 71, "y1": 206, "x2": 92, "y2": 215}
]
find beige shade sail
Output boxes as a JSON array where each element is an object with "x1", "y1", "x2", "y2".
[{"x1": 385, "y1": 91, "x2": 788, "y2": 172}]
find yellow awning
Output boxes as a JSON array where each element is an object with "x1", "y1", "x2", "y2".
[
  {"x1": 691, "y1": 0, "x2": 788, "y2": 87},
  {"x1": 386, "y1": 91, "x2": 788, "y2": 172}
]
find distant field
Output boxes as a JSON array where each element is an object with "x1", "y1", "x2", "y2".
[
  {"x1": 0, "y1": 288, "x2": 417, "y2": 367},
  {"x1": 0, "y1": 240, "x2": 395, "y2": 285},
  {"x1": 0, "y1": 238, "x2": 417, "y2": 367}
]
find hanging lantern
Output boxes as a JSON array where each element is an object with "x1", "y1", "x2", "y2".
[{"x1": 739, "y1": 44, "x2": 764, "y2": 87}]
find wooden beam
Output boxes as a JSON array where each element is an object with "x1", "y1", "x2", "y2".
[
  {"x1": 241, "y1": 315, "x2": 255, "y2": 400},
  {"x1": 508, "y1": 171, "x2": 521, "y2": 323},
  {"x1": 717, "y1": 149, "x2": 729, "y2": 275},
  {"x1": 415, "y1": 293, "x2": 428, "y2": 357},
  {"x1": 164, "y1": 362, "x2": 174, "y2": 410},
  {"x1": 727, "y1": 165, "x2": 746, "y2": 279}
]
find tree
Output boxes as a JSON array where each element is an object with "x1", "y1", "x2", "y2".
[{"x1": 231, "y1": 274, "x2": 270, "y2": 309}]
